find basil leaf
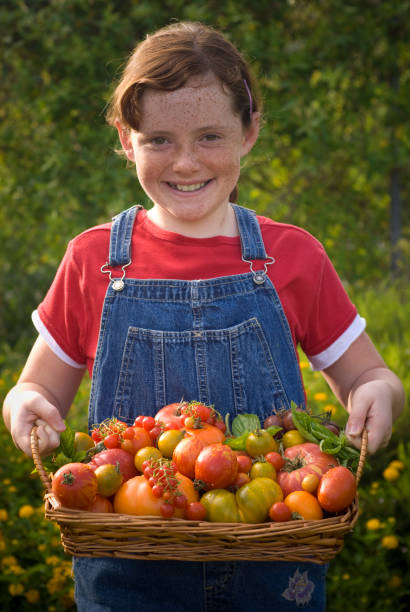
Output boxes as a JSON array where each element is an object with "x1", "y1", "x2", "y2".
[
  {"x1": 231, "y1": 414, "x2": 261, "y2": 437},
  {"x1": 266, "y1": 425, "x2": 282, "y2": 437},
  {"x1": 224, "y1": 432, "x2": 249, "y2": 450}
]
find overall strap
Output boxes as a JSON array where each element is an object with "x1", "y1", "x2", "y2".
[
  {"x1": 232, "y1": 204, "x2": 268, "y2": 260},
  {"x1": 109, "y1": 205, "x2": 142, "y2": 267},
  {"x1": 232, "y1": 204, "x2": 275, "y2": 284}
]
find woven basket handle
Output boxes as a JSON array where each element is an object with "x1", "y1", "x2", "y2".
[
  {"x1": 30, "y1": 426, "x2": 53, "y2": 493},
  {"x1": 355, "y1": 429, "x2": 368, "y2": 485}
]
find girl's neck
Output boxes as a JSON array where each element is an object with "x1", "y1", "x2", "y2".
[{"x1": 146, "y1": 203, "x2": 239, "y2": 239}]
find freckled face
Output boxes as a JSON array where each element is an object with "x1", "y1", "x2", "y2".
[{"x1": 122, "y1": 74, "x2": 258, "y2": 236}]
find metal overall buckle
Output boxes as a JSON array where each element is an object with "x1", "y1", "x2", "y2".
[
  {"x1": 100, "y1": 260, "x2": 131, "y2": 292},
  {"x1": 242, "y1": 256, "x2": 275, "y2": 285}
]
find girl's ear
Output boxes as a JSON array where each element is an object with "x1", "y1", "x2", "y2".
[
  {"x1": 240, "y1": 112, "x2": 260, "y2": 158},
  {"x1": 115, "y1": 120, "x2": 135, "y2": 162}
]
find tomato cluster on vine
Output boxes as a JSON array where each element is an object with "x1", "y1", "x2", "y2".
[{"x1": 142, "y1": 457, "x2": 188, "y2": 517}]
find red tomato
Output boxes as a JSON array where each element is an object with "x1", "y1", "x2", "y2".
[
  {"x1": 265, "y1": 451, "x2": 285, "y2": 471},
  {"x1": 184, "y1": 501, "x2": 207, "y2": 521},
  {"x1": 236, "y1": 454, "x2": 253, "y2": 473},
  {"x1": 269, "y1": 501, "x2": 292, "y2": 522},
  {"x1": 89, "y1": 448, "x2": 138, "y2": 482},
  {"x1": 194, "y1": 443, "x2": 238, "y2": 489},
  {"x1": 277, "y1": 442, "x2": 339, "y2": 497},
  {"x1": 172, "y1": 435, "x2": 204, "y2": 479},
  {"x1": 103, "y1": 433, "x2": 121, "y2": 449},
  {"x1": 154, "y1": 402, "x2": 187, "y2": 430},
  {"x1": 52, "y1": 463, "x2": 98, "y2": 510},
  {"x1": 317, "y1": 466, "x2": 356, "y2": 513}
]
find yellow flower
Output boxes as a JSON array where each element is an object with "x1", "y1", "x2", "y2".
[
  {"x1": 389, "y1": 460, "x2": 404, "y2": 471},
  {"x1": 366, "y1": 518, "x2": 382, "y2": 531},
  {"x1": 46, "y1": 555, "x2": 60, "y2": 565},
  {"x1": 25, "y1": 589, "x2": 40, "y2": 604},
  {"x1": 2, "y1": 555, "x2": 18, "y2": 566},
  {"x1": 9, "y1": 583, "x2": 24, "y2": 596},
  {"x1": 0, "y1": 509, "x2": 8, "y2": 521},
  {"x1": 8, "y1": 486, "x2": 17, "y2": 493},
  {"x1": 10, "y1": 564, "x2": 24, "y2": 575},
  {"x1": 342, "y1": 573, "x2": 350, "y2": 580},
  {"x1": 18, "y1": 504, "x2": 35, "y2": 518},
  {"x1": 0, "y1": 540, "x2": 6, "y2": 552},
  {"x1": 313, "y1": 392, "x2": 328, "y2": 401},
  {"x1": 51, "y1": 536, "x2": 61, "y2": 547},
  {"x1": 388, "y1": 575, "x2": 402, "y2": 588},
  {"x1": 383, "y1": 467, "x2": 400, "y2": 482},
  {"x1": 382, "y1": 535, "x2": 399, "y2": 549},
  {"x1": 324, "y1": 404, "x2": 338, "y2": 415},
  {"x1": 3, "y1": 478, "x2": 11, "y2": 485},
  {"x1": 299, "y1": 361, "x2": 309, "y2": 369},
  {"x1": 37, "y1": 543, "x2": 47, "y2": 552}
]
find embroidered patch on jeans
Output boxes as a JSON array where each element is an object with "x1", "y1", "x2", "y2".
[{"x1": 281, "y1": 568, "x2": 315, "y2": 606}]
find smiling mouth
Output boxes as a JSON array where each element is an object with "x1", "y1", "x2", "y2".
[{"x1": 167, "y1": 180, "x2": 212, "y2": 192}]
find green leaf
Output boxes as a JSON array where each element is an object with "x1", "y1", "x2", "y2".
[
  {"x1": 59, "y1": 423, "x2": 75, "y2": 458},
  {"x1": 224, "y1": 432, "x2": 249, "y2": 450},
  {"x1": 231, "y1": 414, "x2": 261, "y2": 437}
]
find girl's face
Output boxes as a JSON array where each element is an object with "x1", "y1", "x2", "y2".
[{"x1": 117, "y1": 74, "x2": 259, "y2": 237}]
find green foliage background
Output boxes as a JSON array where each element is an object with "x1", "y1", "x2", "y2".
[{"x1": 0, "y1": 1, "x2": 409, "y2": 610}]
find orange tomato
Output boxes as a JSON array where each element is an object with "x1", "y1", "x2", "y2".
[
  {"x1": 87, "y1": 494, "x2": 114, "y2": 513},
  {"x1": 284, "y1": 491, "x2": 323, "y2": 520},
  {"x1": 184, "y1": 422, "x2": 225, "y2": 446},
  {"x1": 113, "y1": 473, "x2": 198, "y2": 518},
  {"x1": 120, "y1": 427, "x2": 152, "y2": 455}
]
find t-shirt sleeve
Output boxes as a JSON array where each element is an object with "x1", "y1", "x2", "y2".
[
  {"x1": 33, "y1": 240, "x2": 88, "y2": 367},
  {"x1": 301, "y1": 251, "x2": 365, "y2": 370}
]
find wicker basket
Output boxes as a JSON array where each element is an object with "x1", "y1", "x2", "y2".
[{"x1": 31, "y1": 426, "x2": 367, "y2": 564}]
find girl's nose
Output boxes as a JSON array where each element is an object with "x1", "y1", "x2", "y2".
[{"x1": 172, "y1": 145, "x2": 200, "y2": 173}]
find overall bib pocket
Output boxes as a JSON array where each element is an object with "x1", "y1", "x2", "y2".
[{"x1": 113, "y1": 317, "x2": 289, "y2": 423}]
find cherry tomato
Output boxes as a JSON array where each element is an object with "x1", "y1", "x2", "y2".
[
  {"x1": 236, "y1": 454, "x2": 253, "y2": 473},
  {"x1": 157, "y1": 429, "x2": 184, "y2": 458},
  {"x1": 183, "y1": 415, "x2": 196, "y2": 429},
  {"x1": 282, "y1": 429, "x2": 306, "y2": 448},
  {"x1": 301, "y1": 473, "x2": 320, "y2": 493},
  {"x1": 184, "y1": 502, "x2": 207, "y2": 521},
  {"x1": 91, "y1": 429, "x2": 102, "y2": 443},
  {"x1": 122, "y1": 427, "x2": 135, "y2": 440},
  {"x1": 142, "y1": 416, "x2": 156, "y2": 431},
  {"x1": 160, "y1": 502, "x2": 175, "y2": 518},
  {"x1": 265, "y1": 451, "x2": 285, "y2": 471},
  {"x1": 134, "y1": 446, "x2": 163, "y2": 473},
  {"x1": 174, "y1": 494, "x2": 188, "y2": 509},
  {"x1": 269, "y1": 501, "x2": 292, "y2": 522},
  {"x1": 133, "y1": 415, "x2": 145, "y2": 427},
  {"x1": 232, "y1": 472, "x2": 251, "y2": 489}
]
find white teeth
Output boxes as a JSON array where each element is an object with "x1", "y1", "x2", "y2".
[{"x1": 171, "y1": 182, "x2": 208, "y2": 192}]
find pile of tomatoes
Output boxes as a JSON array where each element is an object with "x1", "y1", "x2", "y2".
[{"x1": 50, "y1": 401, "x2": 357, "y2": 524}]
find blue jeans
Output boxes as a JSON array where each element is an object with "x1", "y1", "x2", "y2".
[{"x1": 73, "y1": 558, "x2": 327, "y2": 611}]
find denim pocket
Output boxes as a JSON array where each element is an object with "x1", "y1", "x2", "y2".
[{"x1": 113, "y1": 317, "x2": 288, "y2": 423}]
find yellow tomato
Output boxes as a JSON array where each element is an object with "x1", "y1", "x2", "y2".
[
  {"x1": 94, "y1": 464, "x2": 123, "y2": 497},
  {"x1": 134, "y1": 447, "x2": 162, "y2": 472},
  {"x1": 157, "y1": 430, "x2": 184, "y2": 458},
  {"x1": 282, "y1": 430, "x2": 306, "y2": 448},
  {"x1": 74, "y1": 432, "x2": 94, "y2": 452},
  {"x1": 301, "y1": 473, "x2": 320, "y2": 493},
  {"x1": 250, "y1": 461, "x2": 276, "y2": 480}
]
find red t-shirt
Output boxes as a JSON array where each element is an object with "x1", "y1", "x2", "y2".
[{"x1": 33, "y1": 209, "x2": 364, "y2": 376}]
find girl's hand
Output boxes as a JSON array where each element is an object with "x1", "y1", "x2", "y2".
[
  {"x1": 345, "y1": 380, "x2": 394, "y2": 454},
  {"x1": 8, "y1": 388, "x2": 66, "y2": 457}
]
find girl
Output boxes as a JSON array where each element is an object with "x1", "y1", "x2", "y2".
[{"x1": 3, "y1": 21, "x2": 404, "y2": 611}]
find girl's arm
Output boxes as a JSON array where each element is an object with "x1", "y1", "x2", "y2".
[
  {"x1": 2, "y1": 336, "x2": 85, "y2": 456},
  {"x1": 322, "y1": 331, "x2": 405, "y2": 454}
]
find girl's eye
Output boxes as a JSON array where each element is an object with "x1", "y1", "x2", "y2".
[
  {"x1": 150, "y1": 136, "x2": 168, "y2": 146},
  {"x1": 202, "y1": 133, "x2": 220, "y2": 142}
]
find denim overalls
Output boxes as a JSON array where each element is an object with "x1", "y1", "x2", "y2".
[{"x1": 73, "y1": 204, "x2": 327, "y2": 611}]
